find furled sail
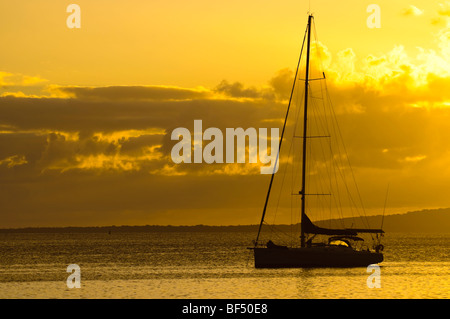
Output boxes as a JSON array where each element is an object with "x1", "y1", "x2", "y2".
[
  {"x1": 302, "y1": 214, "x2": 385, "y2": 235},
  {"x1": 302, "y1": 214, "x2": 358, "y2": 236}
]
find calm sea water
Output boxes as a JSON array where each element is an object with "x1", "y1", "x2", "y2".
[{"x1": 0, "y1": 232, "x2": 448, "y2": 299}]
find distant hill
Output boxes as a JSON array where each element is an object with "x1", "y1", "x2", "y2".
[
  {"x1": 0, "y1": 208, "x2": 449, "y2": 233},
  {"x1": 314, "y1": 208, "x2": 450, "y2": 233}
]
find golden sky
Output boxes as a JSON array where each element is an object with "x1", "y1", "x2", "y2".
[{"x1": 0, "y1": 1, "x2": 449, "y2": 227}]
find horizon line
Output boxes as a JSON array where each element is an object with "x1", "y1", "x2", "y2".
[{"x1": 1, "y1": 207, "x2": 447, "y2": 230}]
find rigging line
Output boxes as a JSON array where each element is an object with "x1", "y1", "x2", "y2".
[
  {"x1": 254, "y1": 24, "x2": 308, "y2": 247},
  {"x1": 330, "y1": 141, "x2": 346, "y2": 227},
  {"x1": 269, "y1": 106, "x2": 294, "y2": 228},
  {"x1": 312, "y1": 22, "x2": 334, "y2": 226},
  {"x1": 263, "y1": 222, "x2": 298, "y2": 243},
  {"x1": 325, "y1": 109, "x2": 346, "y2": 228},
  {"x1": 283, "y1": 72, "x2": 305, "y2": 240},
  {"x1": 270, "y1": 86, "x2": 305, "y2": 232},
  {"x1": 325, "y1": 88, "x2": 374, "y2": 240},
  {"x1": 317, "y1": 82, "x2": 348, "y2": 226},
  {"x1": 307, "y1": 66, "x2": 332, "y2": 225},
  {"x1": 309, "y1": 18, "x2": 336, "y2": 227},
  {"x1": 264, "y1": 74, "x2": 303, "y2": 241},
  {"x1": 323, "y1": 89, "x2": 360, "y2": 228},
  {"x1": 322, "y1": 81, "x2": 333, "y2": 226},
  {"x1": 289, "y1": 87, "x2": 305, "y2": 245},
  {"x1": 314, "y1": 99, "x2": 332, "y2": 224},
  {"x1": 309, "y1": 91, "x2": 329, "y2": 223},
  {"x1": 292, "y1": 84, "x2": 304, "y2": 186},
  {"x1": 329, "y1": 115, "x2": 361, "y2": 226},
  {"x1": 289, "y1": 175, "x2": 294, "y2": 246},
  {"x1": 292, "y1": 82, "x2": 304, "y2": 239},
  {"x1": 306, "y1": 84, "x2": 330, "y2": 224},
  {"x1": 270, "y1": 113, "x2": 295, "y2": 232},
  {"x1": 310, "y1": 17, "x2": 351, "y2": 228},
  {"x1": 270, "y1": 24, "x2": 306, "y2": 232},
  {"x1": 312, "y1": 18, "x2": 327, "y2": 85},
  {"x1": 381, "y1": 183, "x2": 390, "y2": 230},
  {"x1": 310, "y1": 92, "x2": 332, "y2": 187},
  {"x1": 325, "y1": 112, "x2": 348, "y2": 228}
]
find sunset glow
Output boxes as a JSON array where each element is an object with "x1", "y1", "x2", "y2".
[{"x1": 1, "y1": 1, "x2": 450, "y2": 227}]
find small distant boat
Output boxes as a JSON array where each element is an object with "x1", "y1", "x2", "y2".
[{"x1": 250, "y1": 14, "x2": 384, "y2": 268}]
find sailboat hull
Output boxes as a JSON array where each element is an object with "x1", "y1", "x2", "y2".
[{"x1": 254, "y1": 246, "x2": 383, "y2": 268}]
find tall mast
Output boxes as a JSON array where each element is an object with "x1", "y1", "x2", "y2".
[
  {"x1": 254, "y1": 20, "x2": 308, "y2": 248},
  {"x1": 300, "y1": 14, "x2": 313, "y2": 248}
]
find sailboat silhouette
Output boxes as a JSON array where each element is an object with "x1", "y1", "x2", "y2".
[{"x1": 250, "y1": 14, "x2": 384, "y2": 268}]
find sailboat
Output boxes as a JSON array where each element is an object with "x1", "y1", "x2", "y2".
[{"x1": 251, "y1": 14, "x2": 384, "y2": 268}]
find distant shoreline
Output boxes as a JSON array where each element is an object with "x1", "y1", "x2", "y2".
[
  {"x1": 1, "y1": 208, "x2": 449, "y2": 233},
  {"x1": 0, "y1": 224, "x2": 259, "y2": 233}
]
